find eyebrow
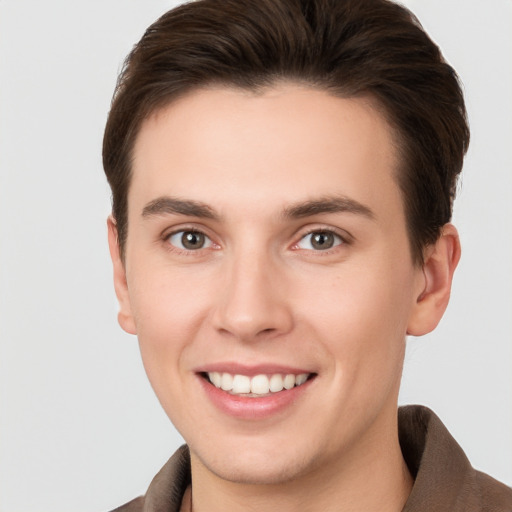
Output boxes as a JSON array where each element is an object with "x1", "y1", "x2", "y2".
[
  {"x1": 141, "y1": 194, "x2": 375, "y2": 222},
  {"x1": 282, "y1": 196, "x2": 375, "y2": 220},
  {"x1": 142, "y1": 197, "x2": 219, "y2": 220}
]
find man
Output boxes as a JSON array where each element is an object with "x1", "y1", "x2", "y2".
[{"x1": 102, "y1": 0, "x2": 512, "y2": 510}]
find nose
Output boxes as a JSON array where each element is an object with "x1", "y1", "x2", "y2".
[{"x1": 212, "y1": 250, "x2": 294, "y2": 342}]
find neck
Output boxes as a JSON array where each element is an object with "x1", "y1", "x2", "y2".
[{"x1": 188, "y1": 412, "x2": 413, "y2": 512}]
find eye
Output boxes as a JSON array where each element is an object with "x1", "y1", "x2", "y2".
[
  {"x1": 167, "y1": 230, "x2": 213, "y2": 250},
  {"x1": 296, "y1": 230, "x2": 344, "y2": 251}
]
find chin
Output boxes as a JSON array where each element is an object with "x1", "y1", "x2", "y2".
[
  {"x1": 190, "y1": 437, "x2": 322, "y2": 486},
  {"x1": 204, "y1": 457, "x2": 308, "y2": 486}
]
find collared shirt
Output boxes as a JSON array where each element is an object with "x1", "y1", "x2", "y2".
[{"x1": 112, "y1": 406, "x2": 512, "y2": 511}]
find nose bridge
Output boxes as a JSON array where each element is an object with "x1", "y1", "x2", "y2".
[{"x1": 213, "y1": 241, "x2": 292, "y2": 340}]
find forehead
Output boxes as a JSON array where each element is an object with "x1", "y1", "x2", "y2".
[{"x1": 130, "y1": 85, "x2": 402, "y2": 221}]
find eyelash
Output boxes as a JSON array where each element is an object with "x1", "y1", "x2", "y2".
[{"x1": 162, "y1": 226, "x2": 351, "y2": 255}]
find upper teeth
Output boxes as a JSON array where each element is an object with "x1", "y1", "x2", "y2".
[{"x1": 207, "y1": 372, "x2": 309, "y2": 395}]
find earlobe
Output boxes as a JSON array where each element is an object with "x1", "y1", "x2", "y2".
[
  {"x1": 107, "y1": 216, "x2": 137, "y2": 335},
  {"x1": 407, "y1": 223, "x2": 461, "y2": 336}
]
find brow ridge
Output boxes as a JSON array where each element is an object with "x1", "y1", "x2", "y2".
[
  {"x1": 282, "y1": 196, "x2": 375, "y2": 220},
  {"x1": 142, "y1": 196, "x2": 218, "y2": 219},
  {"x1": 141, "y1": 194, "x2": 374, "y2": 222}
]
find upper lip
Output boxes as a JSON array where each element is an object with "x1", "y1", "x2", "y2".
[{"x1": 194, "y1": 362, "x2": 315, "y2": 377}]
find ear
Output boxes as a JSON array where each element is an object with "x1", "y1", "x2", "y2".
[
  {"x1": 107, "y1": 216, "x2": 137, "y2": 335},
  {"x1": 407, "y1": 223, "x2": 461, "y2": 336}
]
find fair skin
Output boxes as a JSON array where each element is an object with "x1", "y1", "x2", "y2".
[{"x1": 108, "y1": 85, "x2": 460, "y2": 512}]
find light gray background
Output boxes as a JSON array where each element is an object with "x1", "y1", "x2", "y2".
[{"x1": 0, "y1": 1, "x2": 510, "y2": 511}]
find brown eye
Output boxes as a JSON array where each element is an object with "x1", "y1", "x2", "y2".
[
  {"x1": 297, "y1": 231, "x2": 343, "y2": 251},
  {"x1": 168, "y1": 230, "x2": 212, "y2": 250},
  {"x1": 311, "y1": 232, "x2": 334, "y2": 249}
]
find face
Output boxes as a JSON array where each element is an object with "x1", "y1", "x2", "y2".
[{"x1": 111, "y1": 85, "x2": 429, "y2": 485}]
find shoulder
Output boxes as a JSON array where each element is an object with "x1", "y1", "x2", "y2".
[
  {"x1": 109, "y1": 495, "x2": 144, "y2": 512},
  {"x1": 399, "y1": 405, "x2": 512, "y2": 512},
  {"x1": 474, "y1": 470, "x2": 512, "y2": 512},
  {"x1": 108, "y1": 445, "x2": 191, "y2": 512}
]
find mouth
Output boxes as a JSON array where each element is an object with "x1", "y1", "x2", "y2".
[
  {"x1": 202, "y1": 371, "x2": 314, "y2": 397},
  {"x1": 197, "y1": 366, "x2": 317, "y2": 419}
]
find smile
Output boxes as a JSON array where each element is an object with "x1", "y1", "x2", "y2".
[{"x1": 206, "y1": 372, "x2": 310, "y2": 396}]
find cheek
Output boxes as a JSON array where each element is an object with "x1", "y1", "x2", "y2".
[
  {"x1": 128, "y1": 269, "x2": 215, "y2": 429},
  {"x1": 296, "y1": 257, "x2": 415, "y2": 376},
  {"x1": 302, "y1": 265, "x2": 413, "y2": 337},
  {"x1": 127, "y1": 266, "x2": 213, "y2": 380},
  {"x1": 129, "y1": 252, "x2": 214, "y2": 327}
]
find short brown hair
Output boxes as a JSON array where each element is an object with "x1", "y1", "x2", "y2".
[{"x1": 103, "y1": 0, "x2": 469, "y2": 264}]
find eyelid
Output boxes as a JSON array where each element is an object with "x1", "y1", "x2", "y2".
[{"x1": 162, "y1": 222, "x2": 213, "y2": 239}]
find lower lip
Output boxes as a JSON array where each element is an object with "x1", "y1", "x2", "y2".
[{"x1": 198, "y1": 375, "x2": 314, "y2": 420}]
